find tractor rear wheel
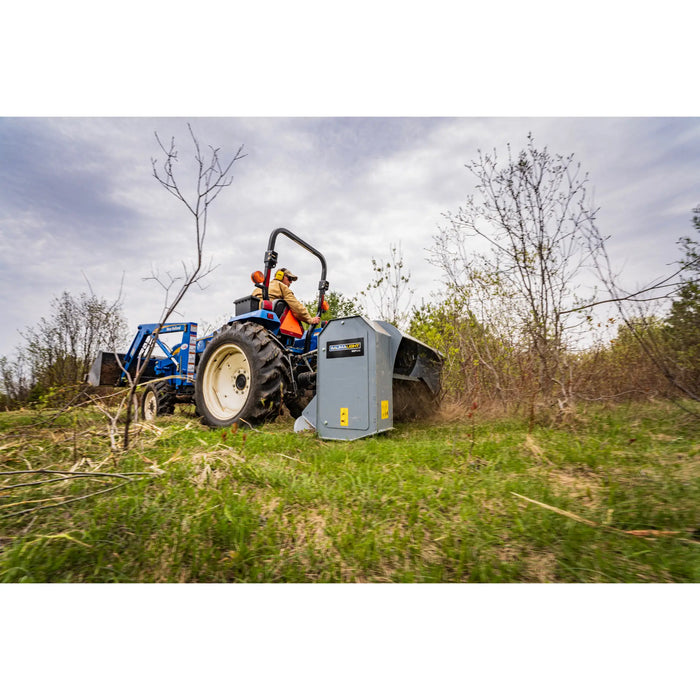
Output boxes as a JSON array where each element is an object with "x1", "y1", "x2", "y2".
[
  {"x1": 194, "y1": 323, "x2": 289, "y2": 428},
  {"x1": 140, "y1": 381, "x2": 176, "y2": 421}
]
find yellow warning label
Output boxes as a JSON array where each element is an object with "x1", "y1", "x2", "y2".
[
  {"x1": 381, "y1": 400, "x2": 389, "y2": 420},
  {"x1": 340, "y1": 407, "x2": 349, "y2": 426}
]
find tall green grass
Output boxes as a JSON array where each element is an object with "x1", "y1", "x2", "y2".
[{"x1": 1, "y1": 401, "x2": 698, "y2": 582}]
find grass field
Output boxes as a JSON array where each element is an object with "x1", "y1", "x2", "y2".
[{"x1": 1, "y1": 400, "x2": 698, "y2": 582}]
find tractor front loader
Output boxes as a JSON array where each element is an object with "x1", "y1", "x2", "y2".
[
  {"x1": 88, "y1": 227, "x2": 443, "y2": 439},
  {"x1": 87, "y1": 321, "x2": 199, "y2": 420}
]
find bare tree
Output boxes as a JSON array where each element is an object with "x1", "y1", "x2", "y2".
[
  {"x1": 149, "y1": 124, "x2": 246, "y2": 317},
  {"x1": 20, "y1": 290, "x2": 128, "y2": 395},
  {"x1": 586, "y1": 205, "x2": 700, "y2": 405},
  {"x1": 430, "y1": 134, "x2": 603, "y2": 411},
  {"x1": 121, "y1": 125, "x2": 246, "y2": 449},
  {"x1": 361, "y1": 242, "x2": 414, "y2": 329}
]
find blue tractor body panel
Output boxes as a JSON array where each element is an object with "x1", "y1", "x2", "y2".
[
  {"x1": 119, "y1": 321, "x2": 200, "y2": 388},
  {"x1": 89, "y1": 309, "x2": 323, "y2": 390}
]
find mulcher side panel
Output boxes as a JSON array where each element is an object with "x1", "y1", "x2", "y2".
[
  {"x1": 316, "y1": 316, "x2": 394, "y2": 440},
  {"x1": 311, "y1": 317, "x2": 444, "y2": 439}
]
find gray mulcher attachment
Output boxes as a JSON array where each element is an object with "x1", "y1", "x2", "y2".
[{"x1": 296, "y1": 316, "x2": 443, "y2": 441}]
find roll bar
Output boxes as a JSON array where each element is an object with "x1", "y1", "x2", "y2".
[{"x1": 259, "y1": 227, "x2": 329, "y2": 352}]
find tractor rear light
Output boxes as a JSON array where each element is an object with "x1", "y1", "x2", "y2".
[
  {"x1": 266, "y1": 313, "x2": 274, "y2": 319},
  {"x1": 251, "y1": 270, "x2": 265, "y2": 284},
  {"x1": 261, "y1": 300, "x2": 273, "y2": 310},
  {"x1": 321, "y1": 299, "x2": 329, "y2": 312}
]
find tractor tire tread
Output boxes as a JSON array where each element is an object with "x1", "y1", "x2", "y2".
[
  {"x1": 141, "y1": 381, "x2": 176, "y2": 420},
  {"x1": 195, "y1": 322, "x2": 290, "y2": 427}
]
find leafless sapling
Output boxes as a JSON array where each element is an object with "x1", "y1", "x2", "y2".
[{"x1": 121, "y1": 125, "x2": 246, "y2": 449}]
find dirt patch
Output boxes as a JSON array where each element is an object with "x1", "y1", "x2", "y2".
[
  {"x1": 523, "y1": 551, "x2": 557, "y2": 582},
  {"x1": 522, "y1": 434, "x2": 552, "y2": 465},
  {"x1": 260, "y1": 497, "x2": 282, "y2": 517},
  {"x1": 653, "y1": 434, "x2": 681, "y2": 443},
  {"x1": 275, "y1": 506, "x2": 335, "y2": 555},
  {"x1": 496, "y1": 542, "x2": 557, "y2": 582},
  {"x1": 497, "y1": 543, "x2": 519, "y2": 564},
  {"x1": 548, "y1": 469, "x2": 603, "y2": 508}
]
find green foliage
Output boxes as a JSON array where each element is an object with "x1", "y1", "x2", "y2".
[
  {"x1": 3, "y1": 401, "x2": 696, "y2": 582},
  {"x1": 667, "y1": 280, "x2": 700, "y2": 377},
  {"x1": 23, "y1": 291, "x2": 128, "y2": 388},
  {"x1": 409, "y1": 295, "x2": 527, "y2": 408},
  {"x1": 409, "y1": 296, "x2": 477, "y2": 398},
  {"x1": 0, "y1": 352, "x2": 31, "y2": 409},
  {"x1": 322, "y1": 290, "x2": 364, "y2": 320},
  {"x1": 303, "y1": 290, "x2": 364, "y2": 322}
]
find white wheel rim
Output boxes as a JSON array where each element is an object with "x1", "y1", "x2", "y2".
[
  {"x1": 202, "y1": 343, "x2": 251, "y2": 421},
  {"x1": 143, "y1": 390, "x2": 157, "y2": 421}
]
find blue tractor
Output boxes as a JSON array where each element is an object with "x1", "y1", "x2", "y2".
[{"x1": 88, "y1": 227, "x2": 443, "y2": 431}]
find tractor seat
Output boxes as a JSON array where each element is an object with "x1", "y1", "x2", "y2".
[{"x1": 273, "y1": 299, "x2": 288, "y2": 318}]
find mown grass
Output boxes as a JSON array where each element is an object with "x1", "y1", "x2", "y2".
[{"x1": 1, "y1": 400, "x2": 698, "y2": 582}]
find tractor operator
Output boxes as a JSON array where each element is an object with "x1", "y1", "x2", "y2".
[{"x1": 253, "y1": 267, "x2": 321, "y2": 325}]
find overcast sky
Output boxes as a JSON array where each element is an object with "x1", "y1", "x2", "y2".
[{"x1": 1, "y1": 116, "x2": 699, "y2": 358}]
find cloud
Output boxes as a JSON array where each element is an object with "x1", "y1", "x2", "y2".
[
  {"x1": 0, "y1": 119, "x2": 139, "y2": 238},
  {"x1": 1, "y1": 117, "x2": 699, "y2": 361}
]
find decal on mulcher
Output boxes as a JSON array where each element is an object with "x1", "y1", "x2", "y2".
[{"x1": 326, "y1": 337, "x2": 364, "y2": 359}]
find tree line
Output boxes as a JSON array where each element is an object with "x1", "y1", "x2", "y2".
[{"x1": 0, "y1": 291, "x2": 128, "y2": 409}]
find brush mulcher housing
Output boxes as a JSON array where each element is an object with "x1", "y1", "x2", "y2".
[
  {"x1": 295, "y1": 315, "x2": 442, "y2": 440},
  {"x1": 309, "y1": 316, "x2": 395, "y2": 440}
]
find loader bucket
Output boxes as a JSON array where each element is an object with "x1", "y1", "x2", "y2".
[
  {"x1": 86, "y1": 351, "x2": 157, "y2": 386},
  {"x1": 297, "y1": 316, "x2": 443, "y2": 440}
]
